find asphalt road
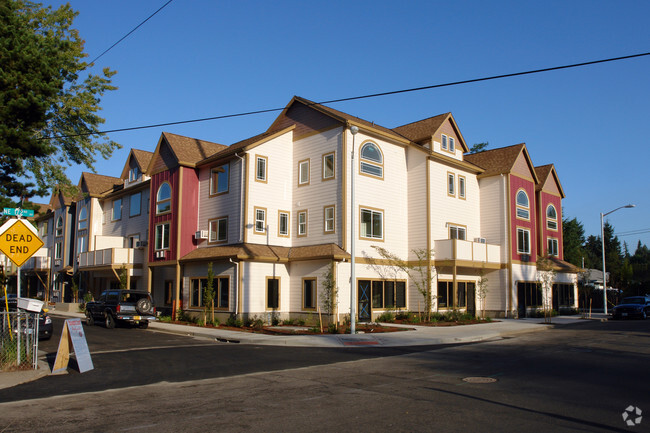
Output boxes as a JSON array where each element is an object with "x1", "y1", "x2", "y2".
[{"x1": 1, "y1": 316, "x2": 649, "y2": 432}]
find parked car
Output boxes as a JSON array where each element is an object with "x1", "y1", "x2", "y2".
[
  {"x1": 0, "y1": 295, "x2": 53, "y2": 340},
  {"x1": 85, "y1": 290, "x2": 156, "y2": 329},
  {"x1": 611, "y1": 295, "x2": 650, "y2": 320}
]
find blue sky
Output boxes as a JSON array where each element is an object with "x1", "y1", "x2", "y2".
[{"x1": 40, "y1": 0, "x2": 650, "y2": 250}]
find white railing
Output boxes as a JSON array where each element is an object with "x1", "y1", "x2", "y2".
[
  {"x1": 21, "y1": 255, "x2": 51, "y2": 270},
  {"x1": 434, "y1": 239, "x2": 501, "y2": 264},
  {"x1": 78, "y1": 248, "x2": 144, "y2": 268}
]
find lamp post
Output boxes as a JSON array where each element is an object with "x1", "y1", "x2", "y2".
[
  {"x1": 349, "y1": 125, "x2": 359, "y2": 334},
  {"x1": 600, "y1": 204, "x2": 635, "y2": 315}
]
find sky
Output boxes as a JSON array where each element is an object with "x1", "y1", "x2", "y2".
[{"x1": 37, "y1": 0, "x2": 650, "y2": 251}]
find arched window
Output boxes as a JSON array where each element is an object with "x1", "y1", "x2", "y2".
[
  {"x1": 516, "y1": 190, "x2": 529, "y2": 219},
  {"x1": 78, "y1": 206, "x2": 88, "y2": 230},
  {"x1": 359, "y1": 142, "x2": 383, "y2": 178},
  {"x1": 55, "y1": 216, "x2": 63, "y2": 236},
  {"x1": 156, "y1": 182, "x2": 172, "y2": 214},
  {"x1": 546, "y1": 205, "x2": 558, "y2": 230}
]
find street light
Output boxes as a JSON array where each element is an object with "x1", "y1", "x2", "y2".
[
  {"x1": 601, "y1": 204, "x2": 635, "y2": 315},
  {"x1": 349, "y1": 125, "x2": 359, "y2": 334}
]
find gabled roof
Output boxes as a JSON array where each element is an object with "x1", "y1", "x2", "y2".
[
  {"x1": 267, "y1": 96, "x2": 410, "y2": 145},
  {"x1": 198, "y1": 126, "x2": 296, "y2": 167},
  {"x1": 391, "y1": 113, "x2": 469, "y2": 153},
  {"x1": 49, "y1": 187, "x2": 74, "y2": 209},
  {"x1": 464, "y1": 143, "x2": 539, "y2": 183},
  {"x1": 79, "y1": 172, "x2": 122, "y2": 198},
  {"x1": 147, "y1": 132, "x2": 228, "y2": 173},
  {"x1": 548, "y1": 257, "x2": 579, "y2": 273},
  {"x1": 120, "y1": 148, "x2": 154, "y2": 179},
  {"x1": 180, "y1": 242, "x2": 350, "y2": 263},
  {"x1": 534, "y1": 164, "x2": 565, "y2": 198}
]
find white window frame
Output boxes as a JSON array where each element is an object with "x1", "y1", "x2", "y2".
[
  {"x1": 254, "y1": 207, "x2": 266, "y2": 234},
  {"x1": 449, "y1": 137, "x2": 455, "y2": 152},
  {"x1": 155, "y1": 222, "x2": 170, "y2": 251},
  {"x1": 449, "y1": 224, "x2": 467, "y2": 240},
  {"x1": 55, "y1": 216, "x2": 63, "y2": 237},
  {"x1": 210, "y1": 164, "x2": 229, "y2": 195},
  {"x1": 322, "y1": 152, "x2": 335, "y2": 180},
  {"x1": 209, "y1": 217, "x2": 228, "y2": 243},
  {"x1": 78, "y1": 206, "x2": 88, "y2": 230},
  {"x1": 517, "y1": 228, "x2": 531, "y2": 255},
  {"x1": 359, "y1": 142, "x2": 383, "y2": 178},
  {"x1": 298, "y1": 159, "x2": 310, "y2": 186},
  {"x1": 128, "y1": 166, "x2": 140, "y2": 182},
  {"x1": 298, "y1": 210, "x2": 308, "y2": 237},
  {"x1": 324, "y1": 205, "x2": 335, "y2": 233},
  {"x1": 458, "y1": 175, "x2": 466, "y2": 199},
  {"x1": 156, "y1": 182, "x2": 172, "y2": 215},
  {"x1": 516, "y1": 190, "x2": 530, "y2": 220},
  {"x1": 255, "y1": 155, "x2": 267, "y2": 183},
  {"x1": 441, "y1": 134, "x2": 448, "y2": 150},
  {"x1": 546, "y1": 205, "x2": 558, "y2": 230},
  {"x1": 360, "y1": 207, "x2": 383, "y2": 240},
  {"x1": 278, "y1": 210, "x2": 290, "y2": 237},
  {"x1": 547, "y1": 238, "x2": 559, "y2": 257},
  {"x1": 447, "y1": 173, "x2": 455, "y2": 196}
]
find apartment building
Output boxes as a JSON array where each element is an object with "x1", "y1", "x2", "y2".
[{"x1": 7, "y1": 96, "x2": 578, "y2": 320}]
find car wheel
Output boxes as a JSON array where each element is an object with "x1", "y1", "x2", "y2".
[
  {"x1": 136, "y1": 298, "x2": 152, "y2": 315},
  {"x1": 86, "y1": 311, "x2": 95, "y2": 326},
  {"x1": 138, "y1": 321, "x2": 149, "y2": 329},
  {"x1": 105, "y1": 313, "x2": 116, "y2": 329}
]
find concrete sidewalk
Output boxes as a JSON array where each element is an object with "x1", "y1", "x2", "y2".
[{"x1": 0, "y1": 311, "x2": 606, "y2": 390}]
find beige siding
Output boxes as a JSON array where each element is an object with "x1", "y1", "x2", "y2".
[
  {"x1": 406, "y1": 147, "x2": 428, "y2": 255},
  {"x1": 478, "y1": 176, "x2": 508, "y2": 261},
  {"x1": 240, "y1": 261, "x2": 290, "y2": 314}
]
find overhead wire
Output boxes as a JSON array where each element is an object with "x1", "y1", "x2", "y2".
[
  {"x1": 86, "y1": 0, "x2": 175, "y2": 66},
  {"x1": 44, "y1": 50, "x2": 650, "y2": 140}
]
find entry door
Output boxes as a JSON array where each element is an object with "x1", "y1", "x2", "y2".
[
  {"x1": 358, "y1": 280, "x2": 371, "y2": 322},
  {"x1": 467, "y1": 282, "x2": 476, "y2": 317},
  {"x1": 517, "y1": 283, "x2": 526, "y2": 318}
]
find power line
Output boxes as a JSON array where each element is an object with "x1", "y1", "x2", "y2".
[
  {"x1": 616, "y1": 229, "x2": 650, "y2": 237},
  {"x1": 46, "y1": 50, "x2": 650, "y2": 140},
  {"x1": 87, "y1": 0, "x2": 175, "y2": 66}
]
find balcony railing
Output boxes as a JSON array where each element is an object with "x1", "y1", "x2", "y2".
[
  {"x1": 21, "y1": 255, "x2": 51, "y2": 271},
  {"x1": 434, "y1": 239, "x2": 501, "y2": 265},
  {"x1": 78, "y1": 248, "x2": 144, "y2": 268}
]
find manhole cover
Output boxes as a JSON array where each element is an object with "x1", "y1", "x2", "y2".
[{"x1": 462, "y1": 377, "x2": 497, "y2": 384}]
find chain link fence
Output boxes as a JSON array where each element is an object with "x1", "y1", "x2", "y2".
[{"x1": 0, "y1": 311, "x2": 40, "y2": 371}]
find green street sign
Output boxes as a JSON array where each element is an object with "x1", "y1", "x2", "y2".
[{"x1": 3, "y1": 208, "x2": 34, "y2": 218}]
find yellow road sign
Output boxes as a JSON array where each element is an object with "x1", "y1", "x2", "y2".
[{"x1": 0, "y1": 219, "x2": 44, "y2": 267}]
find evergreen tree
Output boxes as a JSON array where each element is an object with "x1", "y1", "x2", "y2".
[
  {"x1": 0, "y1": 0, "x2": 119, "y2": 200},
  {"x1": 562, "y1": 216, "x2": 586, "y2": 267}
]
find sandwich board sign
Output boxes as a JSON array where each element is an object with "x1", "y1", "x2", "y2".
[
  {"x1": 52, "y1": 318, "x2": 94, "y2": 374},
  {"x1": 0, "y1": 218, "x2": 43, "y2": 267}
]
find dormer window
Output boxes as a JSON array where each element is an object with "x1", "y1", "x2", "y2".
[
  {"x1": 516, "y1": 190, "x2": 530, "y2": 220},
  {"x1": 128, "y1": 166, "x2": 141, "y2": 182},
  {"x1": 359, "y1": 142, "x2": 383, "y2": 178}
]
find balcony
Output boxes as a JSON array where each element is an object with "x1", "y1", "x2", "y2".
[
  {"x1": 22, "y1": 255, "x2": 51, "y2": 271},
  {"x1": 434, "y1": 239, "x2": 502, "y2": 269},
  {"x1": 78, "y1": 248, "x2": 144, "y2": 269}
]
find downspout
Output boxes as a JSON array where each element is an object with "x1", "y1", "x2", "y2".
[
  {"x1": 234, "y1": 153, "x2": 245, "y2": 243},
  {"x1": 502, "y1": 174, "x2": 509, "y2": 318},
  {"x1": 229, "y1": 258, "x2": 239, "y2": 316}
]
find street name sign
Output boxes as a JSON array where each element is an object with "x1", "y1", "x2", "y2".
[
  {"x1": 0, "y1": 219, "x2": 44, "y2": 267},
  {"x1": 3, "y1": 208, "x2": 35, "y2": 218}
]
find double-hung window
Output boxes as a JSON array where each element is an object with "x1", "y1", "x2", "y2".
[
  {"x1": 112, "y1": 198, "x2": 122, "y2": 221},
  {"x1": 458, "y1": 176, "x2": 466, "y2": 199},
  {"x1": 324, "y1": 206, "x2": 335, "y2": 233},
  {"x1": 210, "y1": 164, "x2": 229, "y2": 195},
  {"x1": 209, "y1": 217, "x2": 228, "y2": 243},
  {"x1": 360, "y1": 207, "x2": 383, "y2": 240},
  {"x1": 517, "y1": 228, "x2": 531, "y2": 255},
  {"x1": 278, "y1": 211, "x2": 289, "y2": 237},
  {"x1": 441, "y1": 134, "x2": 448, "y2": 150},
  {"x1": 298, "y1": 159, "x2": 310, "y2": 186},
  {"x1": 55, "y1": 216, "x2": 63, "y2": 237},
  {"x1": 129, "y1": 192, "x2": 141, "y2": 217},
  {"x1": 322, "y1": 153, "x2": 335, "y2": 180},
  {"x1": 447, "y1": 173, "x2": 455, "y2": 196},
  {"x1": 547, "y1": 238, "x2": 559, "y2": 256},
  {"x1": 129, "y1": 166, "x2": 140, "y2": 182},
  {"x1": 255, "y1": 155, "x2": 267, "y2": 182},
  {"x1": 298, "y1": 210, "x2": 308, "y2": 237},
  {"x1": 449, "y1": 137, "x2": 455, "y2": 152},
  {"x1": 254, "y1": 207, "x2": 266, "y2": 234},
  {"x1": 78, "y1": 206, "x2": 88, "y2": 230}
]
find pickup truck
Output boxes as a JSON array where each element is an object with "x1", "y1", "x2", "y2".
[{"x1": 85, "y1": 290, "x2": 157, "y2": 329}]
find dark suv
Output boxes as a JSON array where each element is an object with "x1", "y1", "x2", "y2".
[
  {"x1": 85, "y1": 290, "x2": 156, "y2": 329},
  {"x1": 611, "y1": 295, "x2": 650, "y2": 320}
]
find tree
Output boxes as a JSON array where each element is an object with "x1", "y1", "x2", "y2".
[
  {"x1": 0, "y1": 1, "x2": 119, "y2": 200},
  {"x1": 203, "y1": 263, "x2": 216, "y2": 325},
  {"x1": 370, "y1": 246, "x2": 436, "y2": 321},
  {"x1": 562, "y1": 216, "x2": 586, "y2": 267},
  {"x1": 536, "y1": 254, "x2": 556, "y2": 323},
  {"x1": 476, "y1": 267, "x2": 489, "y2": 319},
  {"x1": 469, "y1": 142, "x2": 489, "y2": 154},
  {"x1": 319, "y1": 261, "x2": 338, "y2": 325}
]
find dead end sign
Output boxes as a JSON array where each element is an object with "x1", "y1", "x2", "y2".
[{"x1": 0, "y1": 219, "x2": 44, "y2": 267}]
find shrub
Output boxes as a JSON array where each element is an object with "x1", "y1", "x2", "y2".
[
  {"x1": 282, "y1": 319, "x2": 295, "y2": 326},
  {"x1": 376, "y1": 311, "x2": 395, "y2": 323},
  {"x1": 226, "y1": 316, "x2": 243, "y2": 328}
]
